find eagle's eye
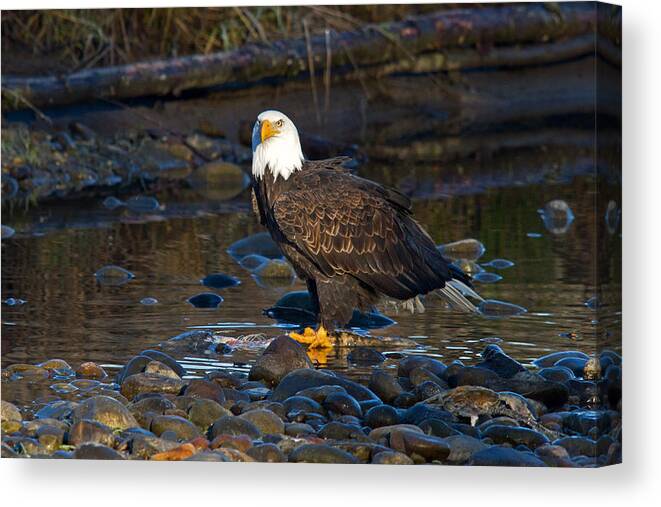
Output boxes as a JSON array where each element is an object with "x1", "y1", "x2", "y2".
[{"x1": 275, "y1": 119, "x2": 284, "y2": 128}]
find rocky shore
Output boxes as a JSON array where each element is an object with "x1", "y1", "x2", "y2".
[{"x1": 1, "y1": 335, "x2": 621, "y2": 466}]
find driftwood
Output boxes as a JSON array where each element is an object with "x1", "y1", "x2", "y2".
[{"x1": 1, "y1": 3, "x2": 606, "y2": 110}]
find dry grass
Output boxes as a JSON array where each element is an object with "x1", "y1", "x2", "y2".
[{"x1": 1, "y1": 5, "x2": 475, "y2": 75}]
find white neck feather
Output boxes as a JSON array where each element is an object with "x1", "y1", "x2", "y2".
[{"x1": 252, "y1": 133, "x2": 304, "y2": 181}]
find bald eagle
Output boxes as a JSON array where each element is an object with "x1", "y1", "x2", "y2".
[{"x1": 251, "y1": 110, "x2": 481, "y2": 347}]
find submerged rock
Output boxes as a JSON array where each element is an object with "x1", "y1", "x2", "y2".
[
  {"x1": 473, "y1": 272, "x2": 503, "y2": 284},
  {"x1": 438, "y1": 238, "x2": 486, "y2": 261},
  {"x1": 72, "y1": 396, "x2": 138, "y2": 430},
  {"x1": 102, "y1": 196, "x2": 125, "y2": 209},
  {"x1": 94, "y1": 265, "x2": 135, "y2": 286},
  {"x1": 187, "y1": 292, "x2": 223, "y2": 309},
  {"x1": 227, "y1": 232, "x2": 282, "y2": 261},
  {"x1": 539, "y1": 199, "x2": 575, "y2": 235},
  {"x1": 252, "y1": 259, "x2": 295, "y2": 287},
  {"x1": 238, "y1": 254, "x2": 270, "y2": 272},
  {"x1": 201, "y1": 273, "x2": 241, "y2": 289},
  {"x1": 126, "y1": 195, "x2": 160, "y2": 213},
  {"x1": 1, "y1": 225, "x2": 15, "y2": 239},
  {"x1": 481, "y1": 258, "x2": 515, "y2": 270}
]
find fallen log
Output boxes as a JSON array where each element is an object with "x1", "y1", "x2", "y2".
[{"x1": 2, "y1": 3, "x2": 603, "y2": 110}]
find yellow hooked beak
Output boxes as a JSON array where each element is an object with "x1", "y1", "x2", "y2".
[{"x1": 260, "y1": 120, "x2": 280, "y2": 143}]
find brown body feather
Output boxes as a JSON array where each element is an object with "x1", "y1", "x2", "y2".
[{"x1": 252, "y1": 157, "x2": 474, "y2": 329}]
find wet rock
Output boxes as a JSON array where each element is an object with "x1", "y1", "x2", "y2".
[
  {"x1": 398, "y1": 355, "x2": 447, "y2": 378},
  {"x1": 184, "y1": 379, "x2": 226, "y2": 404},
  {"x1": 296, "y1": 385, "x2": 346, "y2": 404},
  {"x1": 209, "y1": 415, "x2": 261, "y2": 440},
  {"x1": 562, "y1": 410, "x2": 612, "y2": 436},
  {"x1": 126, "y1": 195, "x2": 160, "y2": 213},
  {"x1": 75, "y1": 362, "x2": 107, "y2": 379},
  {"x1": 449, "y1": 366, "x2": 501, "y2": 388},
  {"x1": 445, "y1": 434, "x2": 488, "y2": 463},
  {"x1": 201, "y1": 273, "x2": 241, "y2": 289},
  {"x1": 271, "y1": 369, "x2": 378, "y2": 403},
  {"x1": 475, "y1": 345, "x2": 525, "y2": 378},
  {"x1": 120, "y1": 373, "x2": 184, "y2": 401},
  {"x1": 539, "y1": 199, "x2": 575, "y2": 235},
  {"x1": 409, "y1": 367, "x2": 448, "y2": 389},
  {"x1": 151, "y1": 415, "x2": 201, "y2": 441},
  {"x1": 438, "y1": 239, "x2": 485, "y2": 261},
  {"x1": 253, "y1": 259, "x2": 295, "y2": 287},
  {"x1": 534, "y1": 444, "x2": 574, "y2": 467},
  {"x1": 489, "y1": 371, "x2": 569, "y2": 409},
  {"x1": 1, "y1": 401, "x2": 22, "y2": 432},
  {"x1": 239, "y1": 254, "x2": 270, "y2": 272},
  {"x1": 187, "y1": 292, "x2": 223, "y2": 308},
  {"x1": 415, "y1": 380, "x2": 446, "y2": 401},
  {"x1": 478, "y1": 299, "x2": 527, "y2": 318},
  {"x1": 239, "y1": 409, "x2": 284, "y2": 435},
  {"x1": 282, "y1": 396, "x2": 324, "y2": 416},
  {"x1": 554, "y1": 357, "x2": 588, "y2": 377},
  {"x1": 469, "y1": 446, "x2": 546, "y2": 467},
  {"x1": 72, "y1": 396, "x2": 138, "y2": 430},
  {"x1": 188, "y1": 399, "x2": 232, "y2": 431},
  {"x1": 140, "y1": 297, "x2": 158, "y2": 305},
  {"x1": 103, "y1": 196, "x2": 125, "y2": 209},
  {"x1": 401, "y1": 403, "x2": 454, "y2": 426},
  {"x1": 94, "y1": 265, "x2": 134, "y2": 286},
  {"x1": 227, "y1": 232, "x2": 282, "y2": 261},
  {"x1": 247, "y1": 443, "x2": 287, "y2": 463},
  {"x1": 249, "y1": 335, "x2": 312, "y2": 386},
  {"x1": 532, "y1": 350, "x2": 589, "y2": 368},
  {"x1": 2, "y1": 224, "x2": 16, "y2": 239},
  {"x1": 365, "y1": 404, "x2": 400, "y2": 428},
  {"x1": 372, "y1": 450, "x2": 414, "y2": 465},
  {"x1": 347, "y1": 347, "x2": 386, "y2": 365},
  {"x1": 482, "y1": 425, "x2": 549, "y2": 449},
  {"x1": 389, "y1": 428, "x2": 451, "y2": 462},
  {"x1": 323, "y1": 393, "x2": 362, "y2": 418},
  {"x1": 290, "y1": 444, "x2": 358, "y2": 464},
  {"x1": 392, "y1": 392, "x2": 417, "y2": 408},
  {"x1": 482, "y1": 258, "x2": 515, "y2": 269},
  {"x1": 35, "y1": 400, "x2": 79, "y2": 421},
  {"x1": 538, "y1": 366, "x2": 575, "y2": 383},
  {"x1": 74, "y1": 443, "x2": 125, "y2": 460},
  {"x1": 418, "y1": 418, "x2": 460, "y2": 438},
  {"x1": 318, "y1": 421, "x2": 367, "y2": 441},
  {"x1": 553, "y1": 436, "x2": 597, "y2": 457},
  {"x1": 68, "y1": 420, "x2": 116, "y2": 447},
  {"x1": 473, "y1": 272, "x2": 502, "y2": 284},
  {"x1": 144, "y1": 360, "x2": 180, "y2": 380},
  {"x1": 368, "y1": 370, "x2": 404, "y2": 404},
  {"x1": 36, "y1": 424, "x2": 65, "y2": 452},
  {"x1": 285, "y1": 422, "x2": 316, "y2": 437},
  {"x1": 4, "y1": 363, "x2": 49, "y2": 379},
  {"x1": 127, "y1": 396, "x2": 176, "y2": 427}
]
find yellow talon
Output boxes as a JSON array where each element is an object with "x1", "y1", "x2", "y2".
[{"x1": 289, "y1": 325, "x2": 334, "y2": 349}]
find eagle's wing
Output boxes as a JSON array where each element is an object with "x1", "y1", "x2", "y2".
[{"x1": 272, "y1": 169, "x2": 448, "y2": 299}]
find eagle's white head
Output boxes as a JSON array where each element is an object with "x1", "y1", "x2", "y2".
[{"x1": 251, "y1": 110, "x2": 304, "y2": 181}]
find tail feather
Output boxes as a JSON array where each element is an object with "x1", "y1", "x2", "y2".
[{"x1": 437, "y1": 278, "x2": 483, "y2": 313}]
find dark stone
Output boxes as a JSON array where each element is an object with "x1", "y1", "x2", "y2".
[
  {"x1": 409, "y1": 367, "x2": 448, "y2": 388},
  {"x1": 323, "y1": 392, "x2": 362, "y2": 418},
  {"x1": 418, "y1": 419, "x2": 460, "y2": 438},
  {"x1": 282, "y1": 396, "x2": 324, "y2": 416},
  {"x1": 553, "y1": 436, "x2": 597, "y2": 457},
  {"x1": 469, "y1": 446, "x2": 546, "y2": 467},
  {"x1": 538, "y1": 366, "x2": 575, "y2": 383},
  {"x1": 247, "y1": 443, "x2": 287, "y2": 462},
  {"x1": 35, "y1": 400, "x2": 79, "y2": 421},
  {"x1": 238, "y1": 409, "x2": 284, "y2": 435},
  {"x1": 68, "y1": 420, "x2": 116, "y2": 447},
  {"x1": 368, "y1": 370, "x2": 404, "y2": 403},
  {"x1": 296, "y1": 385, "x2": 346, "y2": 403},
  {"x1": 116, "y1": 355, "x2": 152, "y2": 383},
  {"x1": 188, "y1": 399, "x2": 231, "y2": 431},
  {"x1": 415, "y1": 380, "x2": 445, "y2": 400},
  {"x1": 482, "y1": 425, "x2": 550, "y2": 449},
  {"x1": 562, "y1": 410, "x2": 612, "y2": 436},
  {"x1": 475, "y1": 345, "x2": 525, "y2": 378},
  {"x1": 532, "y1": 351, "x2": 589, "y2": 368},
  {"x1": 187, "y1": 292, "x2": 223, "y2": 308},
  {"x1": 209, "y1": 415, "x2": 261, "y2": 439},
  {"x1": 150, "y1": 415, "x2": 201, "y2": 441},
  {"x1": 371, "y1": 450, "x2": 414, "y2": 465},
  {"x1": 401, "y1": 403, "x2": 454, "y2": 426},
  {"x1": 365, "y1": 404, "x2": 400, "y2": 428},
  {"x1": 184, "y1": 379, "x2": 226, "y2": 404},
  {"x1": 72, "y1": 396, "x2": 138, "y2": 430},
  {"x1": 555, "y1": 357, "x2": 588, "y2": 377},
  {"x1": 317, "y1": 421, "x2": 368, "y2": 441},
  {"x1": 398, "y1": 356, "x2": 447, "y2": 378},
  {"x1": 271, "y1": 369, "x2": 378, "y2": 402},
  {"x1": 449, "y1": 366, "x2": 501, "y2": 388},
  {"x1": 445, "y1": 434, "x2": 488, "y2": 463},
  {"x1": 201, "y1": 273, "x2": 240, "y2": 289},
  {"x1": 249, "y1": 336, "x2": 312, "y2": 386},
  {"x1": 289, "y1": 444, "x2": 358, "y2": 464},
  {"x1": 120, "y1": 373, "x2": 185, "y2": 401},
  {"x1": 392, "y1": 392, "x2": 417, "y2": 408},
  {"x1": 347, "y1": 347, "x2": 386, "y2": 365},
  {"x1": 73, "y1": 443, "x2": 125, "y2": 460},
  {"x1": 389, "y1": 428, "x2": 451, "y2": 462}
]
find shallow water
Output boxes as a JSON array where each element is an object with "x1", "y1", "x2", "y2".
[{"x1": 1, "y1": 73, "x2": 621, "y2": 385}]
